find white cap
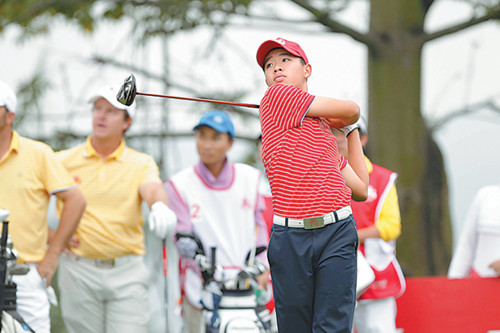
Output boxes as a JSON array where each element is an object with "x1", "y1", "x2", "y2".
[
  {"x1": 0, "y1": 81, "x2": 17, "y2": 114},
  {"x1": 88, "y1": 85, "x2": 136, "y2": 118}
]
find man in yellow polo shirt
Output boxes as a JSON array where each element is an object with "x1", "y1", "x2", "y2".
[
  {"x1": 55, "y1": 85, "x2": 177, "y2": 333},
  {"x1": 0, "y1": 81, "x2": 86, "y2": 333}
]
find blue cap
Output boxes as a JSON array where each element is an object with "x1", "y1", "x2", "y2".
[{"x1": 193, "y1": 110, "x2": 235, "y2": 138}]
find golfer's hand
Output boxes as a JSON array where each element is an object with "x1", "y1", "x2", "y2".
[
  {"x1": 488, "y1": 259, "x2": 500, "y2": 276},
  {"x1": 256, "y1": 271, "x2": 270, "y2": 290},
  {"x1": 64, "y1": 235, "x2": 79, "y2": 255},
  {"x1": 37, "y1": 252, "x2": 59, "y2": 286},
  {"x1": 149, "y1": 201, "x2": 177, "y2": 239}
]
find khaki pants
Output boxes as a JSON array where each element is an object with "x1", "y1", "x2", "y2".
[
  {"x1": 182, "y1": 296, "x2": 205, "y2": 333},
  {"x1": 58, "y1": 253, "x2": 150, "y2": 333}
]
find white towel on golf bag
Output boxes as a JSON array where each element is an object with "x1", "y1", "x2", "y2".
[
  {"x1": 1, "y1": 311, "x2": 31, "y2": 333},
  {"x1": 356, "y1": 250, "x2": 375, "y2": 298}
]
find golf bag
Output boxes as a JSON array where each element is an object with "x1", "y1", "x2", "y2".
[
  {"x1": 0, "y1": 209, "x2": 34, "y2": 332},
  {"x1": 176, "y1": 231, "x2": 277, "y2": 333}
]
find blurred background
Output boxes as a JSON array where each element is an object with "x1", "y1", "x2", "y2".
[{"x1": 1, "y1": 0, "x2": 500, "y2": 292}]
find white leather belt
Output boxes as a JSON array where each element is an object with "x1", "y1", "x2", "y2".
[{"x1": 273, "y1": 206, "x2": 352, "y2": 229}]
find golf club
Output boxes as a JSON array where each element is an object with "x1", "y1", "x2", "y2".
[
  {"x1": 116, "y1": 74, "x2": 260, "y2": 109},
  {"x1": 162, "y1": 238, "x2": 168, "y2": 330}
]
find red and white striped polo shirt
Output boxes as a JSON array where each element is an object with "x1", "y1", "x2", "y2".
[{"x1": 259, "y1": 84, "x2": 351, "y2": 219}]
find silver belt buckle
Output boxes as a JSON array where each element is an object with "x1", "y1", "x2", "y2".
[
  {"x1": 303, "y1": 216, "x2": 325, "y2": 230},
  {"x1": 95, "y1": 259, "x2": 115, "y2": 268}
]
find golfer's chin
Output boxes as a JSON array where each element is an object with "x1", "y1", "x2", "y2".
[
  {"x1": 201, "y1": 156, "x2": 226, "y2": 167},
  {"x1": 267, "y1": 81, "x2": 285, "y2": 88},
  {"x1": 92, "y1": 129, "x2": 108, "y2": 139},
  {"x1": 200, "y1": 156, "x2": 215, "y2": 165},
  {"x1": 92, "y1": 128, "x2": 119, "y2": 141}
]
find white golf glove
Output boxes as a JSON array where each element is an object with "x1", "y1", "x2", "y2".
[
  {"x1": 341, "y1": 122, "x2": 360, "y2": 137},
  {"x1": 149, "y1": 201, "x2": 177, "y2": 239}
]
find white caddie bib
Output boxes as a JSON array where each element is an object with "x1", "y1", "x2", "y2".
[{"x1": 171, "y1": 163, "x2": 261, "y2": 308}]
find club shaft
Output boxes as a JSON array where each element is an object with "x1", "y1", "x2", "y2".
[{"x1": 137, "y1": 92, "x2": 259, "y2": 109}]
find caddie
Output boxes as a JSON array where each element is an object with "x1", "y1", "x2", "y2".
[{"x1": 164, "y1": 110, "x2": 270, "y2": 332}]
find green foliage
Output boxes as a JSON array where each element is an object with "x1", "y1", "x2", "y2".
[
  {"x1": 0, "y1": 0, "x2": 97, "y2": 34},
  {"x1": 0, "y1": 0, "x2": 252, "y2": 40},
  {"x1": 13, "y1": 65, "x2": 52, "y2": 129}
]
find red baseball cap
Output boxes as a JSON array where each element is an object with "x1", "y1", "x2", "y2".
[{"x1": 256, "y1": 37, "x2": 309, "y2": 69}]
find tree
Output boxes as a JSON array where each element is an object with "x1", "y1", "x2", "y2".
[
  {"x1": 303, "y1": 0, "x2": 499, "y2": 276},
  {"x1": 2, "y1": 0, "x2": 500, "y2": 275}
]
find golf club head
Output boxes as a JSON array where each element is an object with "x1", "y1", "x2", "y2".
[
  {"x1": 116, "y1": 73, "x2": 137, "y2": 106},
  {"x1": 0, "y1": 208, "x2": 10, "y2": 221},
  {"x1": 8, "y1": 264, "x2": 30, "y2": 276}
]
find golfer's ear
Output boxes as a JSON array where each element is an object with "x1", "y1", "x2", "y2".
[
  {"x1": 304, "y1": 64, "x2": 312, "y2": 79},
  {"x1": 6, "y1": 111, "x2": 15, "y2": 125},
  {"x1": 123, "y1": 117, "x2": 132, "y2": 132}
]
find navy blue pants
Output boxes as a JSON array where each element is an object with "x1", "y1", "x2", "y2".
[{"x1": 268, "y1": 216, "x2": 358, "y2": 333}]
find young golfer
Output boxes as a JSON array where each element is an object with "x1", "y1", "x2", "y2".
[{"x1": 256, "y1": 37, "x2": 369, "y2": 332}]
